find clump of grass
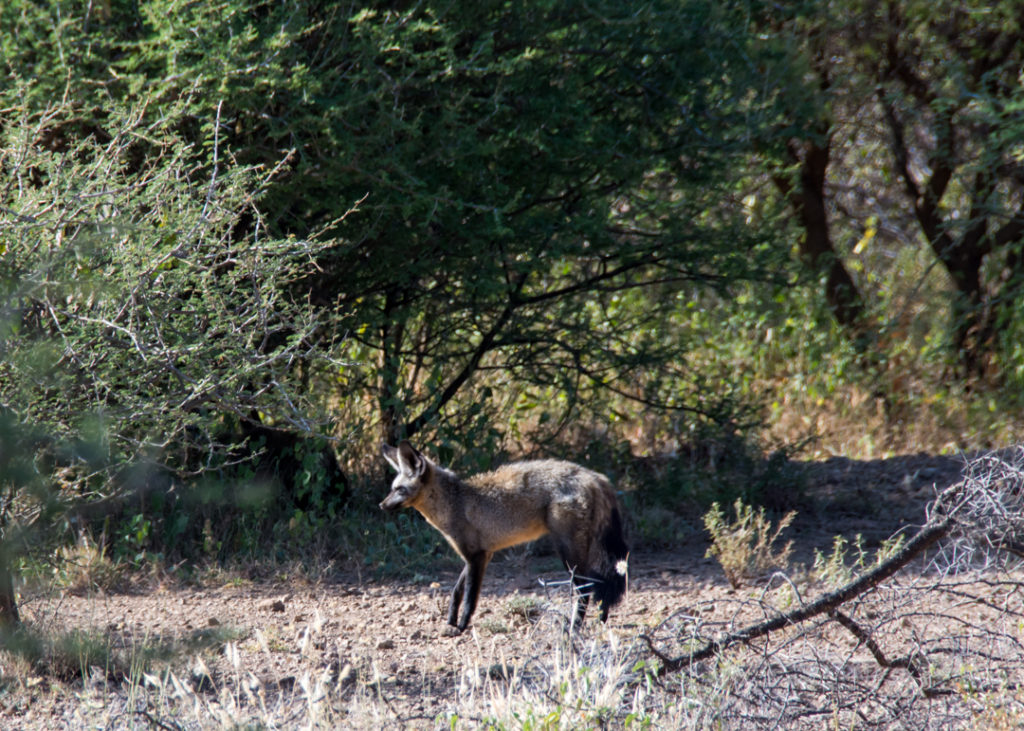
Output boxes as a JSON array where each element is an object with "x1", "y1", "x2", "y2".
[
  {"x1": 1, "y1": 625, "x2": 126, "y2": 684},
  {"x1": 703, "y1": 499, "x2": 795, "y2": 588},
  {"x1": 455, "y1": 607, "x2": 731, "y2": 730},
  {"x1": 476, "y1": 617, "x2": 511, "y2": 635},
  {"x1": 0, "y1": 616, "x2": 247, "y2": 696},
  {"x1": 53, "y1": 532, "x2": 128, "y2": 596},
  {"x1": 504, "y1": 595, "x2": 544, "y2": 625}
]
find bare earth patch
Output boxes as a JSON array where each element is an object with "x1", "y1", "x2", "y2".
[{"x1": 3, "y1": 453, "x2": 1023, "y2": 729}]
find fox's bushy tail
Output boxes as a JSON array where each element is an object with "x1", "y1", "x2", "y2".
[{"x1": 593, "y1": 503, "x2": 629, "y2": 621}]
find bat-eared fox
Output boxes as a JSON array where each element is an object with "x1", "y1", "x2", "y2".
[{"x1": 381, "y1": 441, "x2": 629, "y2": 634}]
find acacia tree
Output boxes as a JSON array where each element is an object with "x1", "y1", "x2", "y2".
[
  {"x1": 758, "y1": 16, "x2": 873, "y2": 344},
  {"x1": 292, "y1": 1, "x2": 792, "y2": 449},
  {"x1": 865, "y1": 0, "x2": 1024, "y2": 375},
  {"x1": 3, "y1": 0, "x2": 795, "y2": 461},
  {"x1": 0, "y1": 77, "x2": 347, "y2": 601}
]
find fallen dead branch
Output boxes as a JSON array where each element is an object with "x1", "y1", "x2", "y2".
[
  {"x1": 641, "y1": 516, "x2": 952, "y2": 675},
  {"x1": 639, "y1": 447, "x2": 1024, "y2": 728}
]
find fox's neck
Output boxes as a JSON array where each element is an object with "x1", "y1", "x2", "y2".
[{"x1": 412, "y1": 465, "x2": 463, "y2": 532}]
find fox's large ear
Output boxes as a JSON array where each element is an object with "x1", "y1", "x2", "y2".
[
  {"x1": 396, "y1": 440, "x2": 425, "y2": 478},
  {"x1": 381, "y1": 443, "x2": 401, "y2": 472}
]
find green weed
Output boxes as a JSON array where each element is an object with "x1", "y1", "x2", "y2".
[{"x1": 704, "y1": 499, "x2": 795, "y2": 588}]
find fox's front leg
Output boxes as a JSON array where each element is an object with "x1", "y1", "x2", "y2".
[
  {"x1": 447, "y1": 565, "x2": 469, "y2": 629},
  {"x1": 456, "y1": 551, "x2": 492, "y2": 632}
]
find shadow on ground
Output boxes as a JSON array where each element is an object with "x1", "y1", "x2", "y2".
[{"x1": 789, "y1": 452, "x2": 966, "y2": 562}]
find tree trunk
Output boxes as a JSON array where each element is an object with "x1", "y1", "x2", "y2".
[
  {"x1": 378, "y1": 288, "x2": 406, "y2": 447},
  {"x1": 775, "y1": 138, "x2": 872, "y2": 345},
  {"x1": 0, "y1": 543, "x2": 21, "y2": 631}
]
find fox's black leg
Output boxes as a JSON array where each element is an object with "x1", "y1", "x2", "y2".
[
  {"x1": 571, "y1": 575, "x2": 591, "y2": 628},
  {"x1": 448, "y1": 564, "x2": 469, "y2": 627},
  {"x1": 457, "y1": 551, "x2": 492, "y2": 632},
  {"x1": 555, "y1": 541, "x2": 593, "y2": 630}
]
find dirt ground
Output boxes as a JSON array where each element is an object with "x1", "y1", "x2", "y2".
[{"x1": 5, "y1": 452, "x2": 1007, "y2": 729}]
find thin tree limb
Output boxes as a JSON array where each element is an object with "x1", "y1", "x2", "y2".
[{"x1": 642, "y1": 517, "x2": 952, "y2": 676}]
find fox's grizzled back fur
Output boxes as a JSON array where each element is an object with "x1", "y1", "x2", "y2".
[
  {"x1": 381, "y1": 441, "x2": 628, "y2": 631},
  {"x1": 466, "y1": 459, "x2": 629, "y2": 620}
]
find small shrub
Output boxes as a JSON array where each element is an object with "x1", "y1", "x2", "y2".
[
  {"x1": 812, "y1": 532, "x2": 908, "y2": 589},
  {"x1": 477, "y1": 618, "x2": 511, "y2": 635},
  {"x1": 812, "y1": 535, "x2": 856, "y2": 588},
  {"x1": 703, "y1": 499, "x2": 795, "y2": 588},
  {"x1": 1, "y1": 626, "x2": 122, "y2": 683}
]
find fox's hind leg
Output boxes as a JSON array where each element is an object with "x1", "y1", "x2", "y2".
[
  {"x1": 571, "y1": 574, "x2": 591, "y2": 628},
  {"x1": 551, "y1": 535, "x2": 593, "y2": 629}
]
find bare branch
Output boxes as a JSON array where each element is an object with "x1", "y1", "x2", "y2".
[
  {"x1": 643, "y1": 516, "x2": 952, "y2": 675},
  {"x1": 640, "y1": 446, "x2": 1024, "y2": 728}
]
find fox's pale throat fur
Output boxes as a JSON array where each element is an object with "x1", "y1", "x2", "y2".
[{"x1": 381, "y1": 441, "x2": 629, "y2": 634}]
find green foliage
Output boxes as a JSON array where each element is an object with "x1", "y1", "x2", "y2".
[
  {"x1": 757, "y1": 0, "x2": 1024, "y2": 376},
  {"x1": 703, "y1": 499, "x2": 795, "y2": 588},
  {"x1": 619, "y1": 433, "x2": 806, "y2": 551},
  {"x1": 2, "y1": 0, "x2": 1023, "y2": 576},
  {"x1": 274, "y1": 0, "x2": 791, "y2": 448},
  {"x1": 0, "y1": 13, "x2": 345, "y2": 575},
  {"x1": 812, "y1": 532, "x2": 907, "y2": 589},
  {"x1": 1, "y1": 90, "x2": 334, "y2": 447},
  {"x1": 345, "y1": 484, "x2": 450, "y2": 577},
  {"x1": 1, "y1": 0, "x2": 797, "y2": 565}
]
